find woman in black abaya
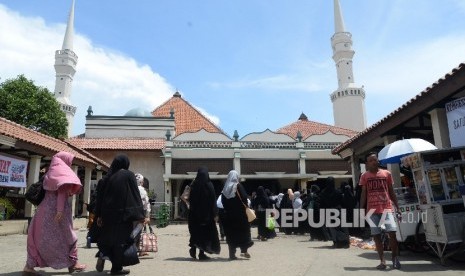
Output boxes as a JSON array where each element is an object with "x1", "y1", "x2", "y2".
[
  {"x1": 96, "y1": 154, "x2": 145, "y2": 275},
  {"x1": 220, "y1": 170, "x2": 254, "y2": 260},
  {"x1": 252, "y1": 186, "x2": 271, "y2": 241},
  {"x1": 188, "y1": 167, "x2": 221, "y2": 260}
]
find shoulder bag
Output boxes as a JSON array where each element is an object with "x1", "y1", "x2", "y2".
[
  {"x1": 25, "y1": 177, "x2": 45, "y2": 206},
  {"x1": 236, "y1": 189, "x2": 256, "y2": 222}
]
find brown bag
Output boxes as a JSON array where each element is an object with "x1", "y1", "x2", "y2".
[{"x1": 236, "y1": 190, "x2": 256, "y2": 222}]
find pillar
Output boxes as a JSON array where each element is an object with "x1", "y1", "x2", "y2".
[
  {"x1": 383, "y1": 136, "x2": 402, "y2": 188},
  {"x1": 71, "y1": 165, "x2": 78, "y2": 217},
  {"x1": 350, "y1": 155, "x2": 361, "y2": 187},
  {"x1": 96, "y1": 170, "x2": 103, "y2": 181},
  {"x1": 81, "y1": 167, "x2": 92, "y2": 216},
  {"x1": 234, "y1": 152, "x2": 241, "y2": 174},
  {"x1": 25, "y1": 155, "x2": 42, "y2": 218},
  {"x1": 429, "y1": 108, "x2": 451, "y2": 149}
]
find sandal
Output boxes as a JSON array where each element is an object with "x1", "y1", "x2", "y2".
[
  {"x1": 376, "y1": 263, "x2": 387, "y2": 270},
  {"x1": 68, "y1": 263, "x2": 87, "y2": 273},
  {"x1": 392, "y1": 257, "x2": 401, "y2": 269},
  {"x1": 240, "y1": 252, "x2": 251, "y2": 258}
]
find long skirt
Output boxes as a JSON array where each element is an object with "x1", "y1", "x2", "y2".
[{"x1": 26, "y1": 192, "x2": 78, "y2": 269}]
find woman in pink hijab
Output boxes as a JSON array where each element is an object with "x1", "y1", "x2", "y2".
[{"x1": 23, "y1": 151, "x2": 86, "y2": 275}]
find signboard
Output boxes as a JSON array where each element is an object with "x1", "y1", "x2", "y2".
[
  {"x1": 0, "y1": 154, "x2": 28, "y2": 188},
  {"x1": 446, "y1": 96, "x2": 465, "y2": 147}
]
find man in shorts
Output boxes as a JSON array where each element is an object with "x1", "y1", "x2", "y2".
[{"x1": 360, "y1": 152, "x2": 402, "y2": 270}]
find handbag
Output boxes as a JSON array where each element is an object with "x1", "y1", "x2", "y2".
[
  {"x1": 25, "y1": 177, "x2": 45, "y2": 206},
  {"x1": 236, "y1": 190, "x2": 256, "y2": 222},
  {"x1": 138, "y1": 224, "x2": 158, "y2": 253},
  {"x1": 122, "y1": 243, "x2": 140, "y2": 266},
  {"x1": 245, "y1": 207, "x2": 256, "y2": 222},
  {"x1": 122, "y1": 223, "x2": 143, "y2": 266}
]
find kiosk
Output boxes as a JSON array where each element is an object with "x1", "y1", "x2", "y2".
[{"x1": 402, "y1": 147, "x2": 465, "y2": 264}]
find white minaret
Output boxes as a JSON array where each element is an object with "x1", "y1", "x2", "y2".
[
  {"x1": 330, "y1": 0, "x2": 367, "y2": 132},
  {"x1": 54, "y1": 0, "x2": 78, "y2": 137}
]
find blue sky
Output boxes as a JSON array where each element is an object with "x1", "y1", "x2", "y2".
[{"x1": 2, "y1": 0, "x2": 465, "y2": 138}]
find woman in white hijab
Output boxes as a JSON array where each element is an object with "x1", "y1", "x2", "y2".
[{"x1": 220, "y1": 170, "x2": 254, "y2": 260}]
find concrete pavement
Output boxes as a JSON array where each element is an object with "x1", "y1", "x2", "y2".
[{"x1": 0, "y1": 224, "x2": 464, "y2": 276}]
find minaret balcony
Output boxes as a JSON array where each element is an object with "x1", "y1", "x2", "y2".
[{"x1": 60, "y1": 103, "x2": 77, "y2": 116}]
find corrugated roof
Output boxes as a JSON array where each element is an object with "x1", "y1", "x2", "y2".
[
  {"x1": 67, "y1": 138, "x2": 165, "y2": 150},
  {"x1": 277, "y1": 113, "x2": 358, "y2": 140},
  {"x1": 152, "y1": 92, "x2": 226, "y2": 136},
  {"x1": 0, "y1": 117, "x2": 108, "y2": 168}
]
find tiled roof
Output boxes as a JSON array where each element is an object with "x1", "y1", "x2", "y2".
[
  {"x1": 332, "y1": 62, "x2": 465, "y2": 154},
  {"x1": 152, "y1": 92, "x2": 226, "y2": 136},
  {"x1": 277, "y1": 113, "x2": 358, "y2": 140},
  {"x1": 0, "y1": 117, "x2": 108, "y2": 168},
  {"x1": 67, "y1": 138, "x2": 165, "y2": 150}
]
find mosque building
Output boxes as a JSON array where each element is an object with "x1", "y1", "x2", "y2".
[{"x1": 61, "y1": 0, "x2": 364, "y2": 217}]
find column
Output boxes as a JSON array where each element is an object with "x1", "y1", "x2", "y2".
[
  {"x1": 164, "y1": 180, "x2": 171, "y2": 203},
  {"x1": 81, "y1": 167, "x2": 92, "y2": 216},
  {"x1": 71, "y1": 165, "x2": 78, "y2": 217},
  {"x1": 429, "y1": 108, "x2": 451, "y2": 149},
  {"x1": 96, "y1": 170, "x2": 103, "y2": 181},
  {"x1": 383, "y1": 136, "x2": 402, "y2": 188},
  {"x1": 350, "y1": 155, "x2": 361, "y2": 188},
  {"x1": 298, "y1": 151, "x2": 307, "y2": 191},
  {"x1": 25, "y1": 155, "x2": 42, "y2": 218},
  {"x1": 233, "y1": 152, "x2": 241, "y2": 174},
  {"x1": 174, "y1": 196, "x2": 179, "y2": 219}
]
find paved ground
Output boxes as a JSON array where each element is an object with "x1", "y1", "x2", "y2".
[{"x1": 1, "y1": 224, "x2": 464, "y2": 276}]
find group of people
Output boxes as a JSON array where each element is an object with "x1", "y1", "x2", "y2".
[
  {"x1": 187, "y1": 168, "x2": 254, "y2": 260},
  {"x1": 23, "y1": 153, "x2": 151, "y2": 276},
  {"x1": 22, "y1": 150, "x2": 402, "y2": 274}
]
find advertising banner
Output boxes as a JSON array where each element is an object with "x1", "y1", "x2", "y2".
[
  {"x1": 445, "y1": 96, "x2": 465, "y2": 147},
  {"x1": 0, "y1": 154, "x2": 28, "y2": 188}
]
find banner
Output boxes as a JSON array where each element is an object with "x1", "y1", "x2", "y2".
[
  {"x1": 445, "y1": 96, "x2": 465, "y2": 147},
  {"x1": 0, "y1": 154, "x2": 28, "y2": 188}
]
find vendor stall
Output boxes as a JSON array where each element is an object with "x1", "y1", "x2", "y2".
[
  {"x1": 402, "y1": 147, "x2": 465, "y2": 264},
  {"x1": 394, "y1": 187, "x2": 426, "y2": 245}
]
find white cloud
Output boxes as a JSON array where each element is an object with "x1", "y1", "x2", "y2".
[
  {"x1": 0, "y1": 4, "x2": 180, "y2": 136},
  {"x1": 358, "y1": 34, "x2": 465, "y2": 101}
]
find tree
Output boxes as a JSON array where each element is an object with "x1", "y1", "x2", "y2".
[{"x1": 0, "y1": 75, "x2": 68, "y2": 138}]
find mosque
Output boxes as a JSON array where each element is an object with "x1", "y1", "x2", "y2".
[
  {"x1": 1, "y1": 0, "x2": 369, "y2": 219},
  {"x1": 59, "y1": 0, "x2": 366, "y2": 216}
]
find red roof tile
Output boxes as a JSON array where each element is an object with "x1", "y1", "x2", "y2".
[
  {"x1": 152, "y1": 92, "x2": 225, "y2": 136},
  {"x1": 0, "y1": 117, "x2": 108, "y2": 168},
  {"x1": 67, "y1": 138, "x2": 165, "y2": 150},
  {"x1": 277, "y1": 114, "x2": 358, "y2": 140}
]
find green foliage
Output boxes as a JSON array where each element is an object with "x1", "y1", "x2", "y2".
[
  {"x1": 155, "y1": 204, "x2": 170, "y2": 228},
  {"x1": 0, "y1": 75, "x2": 68, "y2": 138},
  {"x1": 0, "y1": 197, "x2": 16, "y2": 220}
]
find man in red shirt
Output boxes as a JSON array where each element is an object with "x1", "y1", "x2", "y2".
[{"x1": 360, "y1": 152, "x2": 402, "y2": 270}]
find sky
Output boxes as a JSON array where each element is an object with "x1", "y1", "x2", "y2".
[{"x1": 2, "y1": 0, "x2": 465, "y2": 138}]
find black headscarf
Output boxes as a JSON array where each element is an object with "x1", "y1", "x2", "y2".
[
  {"x1": 252, "y1": 186, "x2": 270, "y2": 210},
  {"x1": 100, "y1": 155, "x2": 144, "y2": 224},
  {"x1": 95, "y1": 155, "x2": 131, "y2": 217},
  {"x1": 189, "y1": 167, "x2": 217, "y2": 223},
  {"x1": 319, "y1": 176, "x2": 342, "y2": 209}
]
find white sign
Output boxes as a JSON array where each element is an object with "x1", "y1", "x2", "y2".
[
  {"x1": 0, "y1": 154, "x2": 28, "y2": 188},
  {"x1": 445, "y1": 96, "x2": 465, "y2": 147}
]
